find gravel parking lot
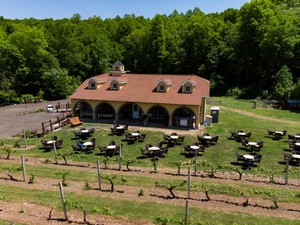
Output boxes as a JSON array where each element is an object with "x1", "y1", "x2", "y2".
[{"x1": 0, "y1": 100, "x2": 70, "y2": 138}]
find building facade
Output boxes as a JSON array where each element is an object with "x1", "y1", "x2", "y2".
[{"x1": 69, "y1": 61, "x2": 210, "y2": 129}]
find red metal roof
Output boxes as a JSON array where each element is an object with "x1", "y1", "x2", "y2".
[{"x1": 69, "y1": 73, "x2": 210, "y2": 106}]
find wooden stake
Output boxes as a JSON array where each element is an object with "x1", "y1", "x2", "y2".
[
  {"x1": 97, "y1": 160, "x2": 101, "y2": 191},
  {"x1": 59, "y1": 182, "x2": 68, "y2": 221},
  {"x1": 184, "y1": 199, "x2": 189, "y2": 225},
  {"x1": 187, "y1": 166, "x2": 191, "y2": 199},
  {"x1": 21, "y1": 155, "x2": 26, "y2": 182},
  {"x1": 53, "y1": 142, "x2": 58, "y2": 164},
  {"x1": 285, "y1": 157, "x2": 289, "y2": 184},
  {"x1": 23, "y1": 130, "x2": 27, "y2": 148},
  {"x1": 118, "y1": 145, "x2": 122, "y2": 171}
]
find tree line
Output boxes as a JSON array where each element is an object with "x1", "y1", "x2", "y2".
[{"x1": 0, "y1": 0, "x2": 300, "y2": 106}]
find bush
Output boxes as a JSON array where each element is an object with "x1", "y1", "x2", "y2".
[{"x1": 226, "y1": 87, "x2": 242, "y2": 98}]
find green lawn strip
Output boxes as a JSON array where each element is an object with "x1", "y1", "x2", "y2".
[
  {"x1": 1, "y1": 161, "x2": 300, "y2": 204},
  {"x1": 0, "y1": 220, "x2": 24, "y2": 225},
  {"x1": 0, "y1": 184, "x2": 299, "y2": 225},
  {"x1": 210, "y1": 97, "x2": 300, "y2": 122}
]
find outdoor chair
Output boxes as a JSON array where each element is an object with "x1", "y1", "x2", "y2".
[
  {"x1": 108, "y1": 140, "x2": 116, "y2": 146},
  {"x1": 145, "y1": 144, "x2": 153, "y2": 149},
  {"x1": 267, "y1": 129, "x2": 275, "y2": 136},
  {"x1": 72, "y1": 145, "x2": 82, "y2": 151},
  {"x1": 156, "y1": 142, "x2": 163, "y2": 148},
  {"x1": 88, "y1": 128, "x2": 95, "y2": 136},
  {"x1": 76, "y1": 141, "x2": 84, "y2": 147},
  {"x1": 163, "y1": 134, "x2": 170, "y2": 142},
  {"x1": 288, "y1": 141, "x2": 296, "y2": 151},
  {"x1": 110, "y1": 127, "x2": 117, "y2": 135},
  {"x1": 140, "y1": 148, "x2": 151, "y2": 157},
  {"x1": 253, "y1": 154, "x2": 262, "y2": 163},
  {"x1": 230, "y1": 131, "x2": 237, "y2": 139},
  {"x1": 114, "y1": 145, "x2": 123, "y2": 155},
  {"x1": 106, "y1": 149, "x2": 115, "y2": 157},
  {"x1": 236, "y1": 153, "x2": 245, "y2": 163},
  {"x1": 241, "y1": 139, "x2": 249, "y2": 148},
  {"x1": 176, "y1": 136, "x2": 185, "y2": 145},
  {"x1": 98, "y1": 145, "x2": 108, "y2": 154},
  {"x1": 183, "y1": 145, "x2": 192, "y2": 154},
  {"x1": 288, "y1": 134, "x2": 295, "y2": 141},
  {"x1": 55, "y1": 139, "x2": 63, "y2": 148},
  {"x1": 138, "y1": 133, "x2": 147, "y2": 141},
  {"x1": 245, "y1": 132, "x2": 252, "y2": 139},
  {"x1": 41, "y1": 140, "x2": 47, "y2": 147},
  {"x1": 161, "y1": 147, "x2": 169, "y2": 156},
  {"x1": 73, "y1": 131, "x2": 82, "y2": 139},
  {"x1": 210, "y1": 136, "x2": 219, "y2": 145},
  {"x1": 125, "y1": 133, "x2": 135, "y2": 141},
  {"x1": 52, "y1": 136, "x2": 58, "y2": 141}
]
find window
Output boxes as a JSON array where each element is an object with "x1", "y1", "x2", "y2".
[
  {"x1": 184, "y1": 86, "x2": 191, "y2": 93},
  {"x1": 111, "y1": 82, "x2": 118, "y2": 90},
  {"x1": 89, "y1": 82, "x2": 96, "y2": 89},
  {"x1": 158, "y1": 85, "x2": 166, "y2": 92}
]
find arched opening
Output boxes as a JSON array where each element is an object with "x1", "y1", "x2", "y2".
[
  {"x1": 73, "y1": 101, "x2": 93, "y2": 121},
  {"x1": 147, "y1": 105, "x2": 169, "y2": 127},
  {"x1": 172, "y1": 107, "x2": 196, "y2": 128},
  {"x1": 95, "y1": 102, "x2": 115, "y2": 123},
  {"x1": 118, "y1": 103, "x2": 145, "y2": 125}
]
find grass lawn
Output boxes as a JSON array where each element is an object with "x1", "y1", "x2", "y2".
[{"x1": 0, "y1": 96, "x2": 300, "y2": 224}]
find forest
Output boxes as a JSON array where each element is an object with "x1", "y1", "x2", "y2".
[{"x1": 0, "y1": 0, "x2": 300, "y2": 106}]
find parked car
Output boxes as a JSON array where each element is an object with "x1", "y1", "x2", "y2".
[{"x1": 46, "y1": 104, "x2": 55, "y2": 112}]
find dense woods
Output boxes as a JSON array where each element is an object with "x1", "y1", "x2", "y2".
[{"x1": 0, "y1": 0, "x2": 300, "y2": 105}]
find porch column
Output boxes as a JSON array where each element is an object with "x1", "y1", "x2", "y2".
[
  {"x1": 168, "y1": 116, "x2": 172, "y2": 127},
  {"x1": 92, "y1": 109, "x2": 96, "y2": 120}
]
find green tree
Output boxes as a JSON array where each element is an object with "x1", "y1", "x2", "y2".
[{"x1": 272, "y1": 65, "x2": 294, "y2": 100}]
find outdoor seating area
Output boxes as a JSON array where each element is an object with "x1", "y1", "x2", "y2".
[
  {"x1": 197, "y1": 133, "x2": 219, "y2": 146},
  {"x1": 163, "y1": 133, "x2": 185, "y2": 146},
  {"x1": 73, "y1": 128, "x2": 95, "y2": 140},
  {"x1": 139, "y1": 142, "x2": 169, "y2": 158},
  {"x1": 72, "y1": 138, "x2": 96, "y2": 153},
  {"x1": 235, "y1": 153, "x2": 262, "y2": 169},
  {"x1": 229, "y1": 130, "x2": 252, "y2": 141},
  {"x1": 110, "y1": 124, "x2": 129, "y2": 135},
  {"x1": 267, "y1": 129, "x2": 287, "y2": 140},
  {"x1": 40, "y1": 136, "x2": 63, "y2": 151}
]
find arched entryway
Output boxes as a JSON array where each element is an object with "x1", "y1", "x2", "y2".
[
  {"x1": 172, "y1": 107, "x2": 196, "y2": 128},
  {"x1": 118, "y1": 103, "x2": 145, "y2": 125},
  {"x1": 73, "y1": 101, "x2": 93, "y2": 121},
  {"x1": 95, "y1": 102, "x2": 116, "y2": 123},
  {"x1": 146, "y1": 105, "x2": 169, "y2": 127}
]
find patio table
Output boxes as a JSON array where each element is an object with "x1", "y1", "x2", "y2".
[
  {"x1": 107, "y1": 145, "x2": 116, "y2": 149},
  {"x1": 83, "y1": 142, "x2": 92, "y2": 146},
  {"x1": 190, "y1": 145, "x2": 200, "y2": 150},
  {"x1": 203, "y1": 136, "x2": 212, "y2": 140},
  {"x1": 243, "y1": 154, "x2": 254, "y2": 161},
  {"x1": 47, "y1": 140, "x2": 56, "y2": 144},
  {"x1": 148, "y1": 146, "x2": 160, "y2": 151}
]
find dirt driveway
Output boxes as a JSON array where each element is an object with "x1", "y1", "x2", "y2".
[{"x1": 0, "y1": 100, "x2": 69, "y2": 138}]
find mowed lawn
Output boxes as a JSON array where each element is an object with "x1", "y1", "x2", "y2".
[{"x1": 0, "y1": 97, "x2": 300, "y2": 225}]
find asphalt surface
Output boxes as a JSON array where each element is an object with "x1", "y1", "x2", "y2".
[{"x1": 0, "y1": 100, "x2": 70, "y2": 138}]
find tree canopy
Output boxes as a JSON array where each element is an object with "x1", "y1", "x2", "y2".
[{"x1": 0, "y1": 0, "x2": 300, "y2": 105}]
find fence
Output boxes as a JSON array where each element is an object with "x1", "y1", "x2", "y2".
[{"x1": 41, "y1": 113, "x2": 71, "y2": 136}]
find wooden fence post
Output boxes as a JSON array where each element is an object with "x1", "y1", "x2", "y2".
[
  {"x1": 53, "y1": 142, "x2": 58, "y2": 164},
  {"x1": 97, "y1": 160, "x2": 102, "y2": 191},
  {"x1": 50, "y1": 120, "x2": 53, "y2": 132},
  {"x1": 59, "y1": 182, "x2": 68, "y2": 221}
]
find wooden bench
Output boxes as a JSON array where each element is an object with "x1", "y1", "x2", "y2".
[{"x1": 69, "y1": 117, "x2": 83, "y2": 127}]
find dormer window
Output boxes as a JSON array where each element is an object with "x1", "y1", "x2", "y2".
[
  {"x1": 158, "y1": 84, "x2": 166, "y2": 92},
  {"x1": 182, "y1": 79, "x2": 196, "y2": 93},
  {"x1": 184, "y1": 86, "x2": 191, "y2": 93},
  {"x1": 156, "y1": 79, "x2": 172, "y2": 93},
  {"x1": 88, "y1": 79, "x2": 98, "y2": 89},
  {"x1": 111, "y1": 82, "x2": 118, "y2": 90}
]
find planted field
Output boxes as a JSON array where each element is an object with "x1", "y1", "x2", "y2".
[{"x1": 0, "y1": 98, "x2": 300, "y2": 225}]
